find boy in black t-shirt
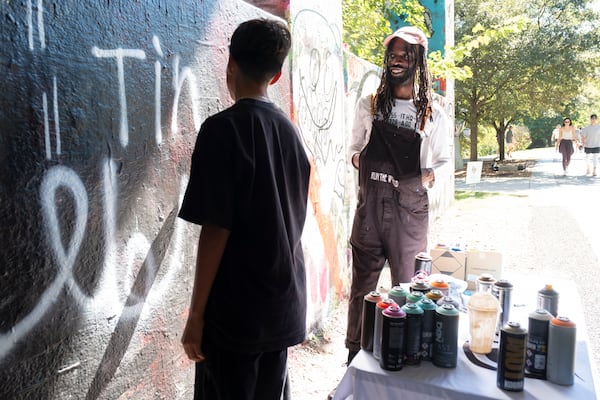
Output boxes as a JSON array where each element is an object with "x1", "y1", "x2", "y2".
[{"x1": 178, "y1": 19, "x2": 311, "y2": 400}]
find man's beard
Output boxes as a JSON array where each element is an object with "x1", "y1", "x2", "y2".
[{"x1": 387, "y1": 64, "x2": 416, "y2": 86}]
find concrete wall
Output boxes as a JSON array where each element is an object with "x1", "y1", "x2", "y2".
[{"x1": 0, "y1": 0, "x2": 453, "y2": 398}]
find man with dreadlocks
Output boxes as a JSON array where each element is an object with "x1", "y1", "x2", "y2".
[{"x1": 345, "y1": 26, "x2": 451, "y2": 364}]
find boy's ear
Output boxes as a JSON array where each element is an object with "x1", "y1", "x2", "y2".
[{"x1": 269, "y1": 71, "x2": 282, "y2": 85}]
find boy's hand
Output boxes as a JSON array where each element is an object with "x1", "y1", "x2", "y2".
[{"x1": 182, "y1": 316, "x2": 205, "y2": 362}]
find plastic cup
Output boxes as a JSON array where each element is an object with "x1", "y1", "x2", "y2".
[{"x1": 467, "y1": 292, "x2": 500, "y2": 354}]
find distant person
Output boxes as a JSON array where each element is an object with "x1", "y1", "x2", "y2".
[
  {"x1": 557, "y1": 117, "x2": 578, "y2": 175},
  {"x1": 506, "y1": 126, "x2": 515, "y2": 158},
  {"x1": 551, "y1": 124, "x2": 560, "y2": 146},
  {"x1": 581, "y1": 114, "x2": 600, "y2": 176},
  {"x1": 178, "y1": 19, "x2": 311, "y2": 400}
]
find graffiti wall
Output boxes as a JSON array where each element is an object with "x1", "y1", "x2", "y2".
[{"x1": 0, "y1": 0, "x2": 453, "y2": 398}]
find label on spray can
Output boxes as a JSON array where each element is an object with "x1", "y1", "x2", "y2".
[
  {"x1": 433, "y1": 304, "x2": 459, "y2": 368},
  {"x1": 401, "y1": 303, "x2": 424, "y2": 365},
  {"x1": 373, "y1": 298, "x2": 397, "y2": 360},
  {"x1": 537, "y1": 284, "x2": 559, "y2": 317},
  {"x1": 547, "y1": 316, "x2": 576, "y2": 385},
  {"x1": 388, "y1": 285, "x2": 409, "y2": 307},
  {"x1": 497, "y1": 322, "x2": 527, "y2": 392},
  {"x1": 526, "y1": 309, "x2": 553, "y2": 378},
  {"x1": 360, "y1": 291, "x2": 382, "y2": 351},
  {"x1": 417, "y1": 298, "x2": 437, "y2": 361},
  {"x1": 380, "y1": 305, "x2": 407, "y2": 371}
]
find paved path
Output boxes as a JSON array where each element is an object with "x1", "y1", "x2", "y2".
[
  {"x1": 290, "y1": 147, "x2": 600, "y2": 400},
  {"x1": 438, "y1": 146, "x2": 600, "y2": 373}
]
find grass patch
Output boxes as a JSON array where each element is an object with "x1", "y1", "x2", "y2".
[
  {"x1": 454, "y1": 191, "x2": 501, "y2": 201},
  {"x1": 454, "y1": 190, "x2": 528, "y2": 201}
]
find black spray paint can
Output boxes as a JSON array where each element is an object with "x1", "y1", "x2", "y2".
[
  {"x1": 547, "y1": 316, "x2": 576, "y2": 385},
  {"x1": 417, "y1": 298, "x2": 437, "y2": 361},
  {"x1": 360, "y1": 291, "x2": 382, "y2": 351},
  {"x1": 401, "y1": 302, "x2": 423, "y2": 365},
  {"x1": 526, "y1": 309, "x2": 553, "y2": 378},
  {"x1": 537, "y1": 284, "x2": 559, "y2": 317},
  {"x1": 497, "y1": 322, "x2": 527, "y2": 392},
  {"x1": 433, "y1": 304, "x2": 459, "y2": 368},
  {"x1": 380, "y1": 305, "x2": 407, "y2": 371},
  {"x1": 373, "y1": 298, "x2": 397, "y2": 360},
  {"x1": 410, "y1": 279, "x2": 431, "y2": 295},
  {"x1": 388, "y1": 285, "x2": 409, "y2": 308},
  {"x1": 414, "y1": 252, "x2": 432, "y2": 276}
]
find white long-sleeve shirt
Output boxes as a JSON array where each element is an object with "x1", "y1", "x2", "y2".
[{"x1": 348, "y1": 95, "x2": 452, "y2": 187}]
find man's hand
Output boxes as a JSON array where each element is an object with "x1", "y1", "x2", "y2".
[
  {"x1": 421, "y1": 168, "x2": 434, "y2": 188},
  {"x1": 182, "y1": 315, "x2": 205, "y2": 362},
  {"x1": 351, "y1": 153, "x2": 360, "y2": 169}
]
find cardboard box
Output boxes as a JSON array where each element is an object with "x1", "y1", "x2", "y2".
[
  {"x1": 465, "y1": 250, "x2": 503, "y2": 290},
  {"x1": 430, "y1": 247, "x2": 466, "y2": 280}
]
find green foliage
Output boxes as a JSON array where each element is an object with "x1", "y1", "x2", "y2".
[
  {"x1": 454, "y1": 0, "x2": 600, "y2": 159},
  {"x1": 342, "y1": 0, "x2": 471, "y2": 81}
]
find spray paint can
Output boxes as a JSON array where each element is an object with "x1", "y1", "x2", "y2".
[
  {"x1": 526, "y1": 309, "x2": 553, "y2": 378},
  {"x1": 497, "y1": 321, "x2": 527, "y2": 392},
  {"x1": 406, "y1": 291, "x2": 425, "y2": 304},
  {"x1": 430, "y1": 279, "x2": 449, "y2": 296},
  {"x1": 373, "y1": 298, "x2": 397, "y2": 360},
  {"x1": 417, "y1": 298, "x2": 437, "y2": 361},
  {"x1": 380, "y1": 305, "x2": 407, "y2": 371},
  {"x1": 414, "y1": 252, "x2": 432, "y2": 276},
  {"x1": 401, "y1": 303, "x2": 424, "y2": 365},
  {"x1": 360, "y1": 291, "x2": 382, "y2": 351},
  {"x1": 547, "y1": 316, "x2": 576, "y2": 385},
  {"x1": 388, "y1": 285, "x2": 409, "y2": 307},
  {"x1": 436, "y1": 296, "x2": 460, "y2": 310},
  {"x1": 410, "y1": 279, "x2": 431, "y2": 295},
  {"x1": 433, "y1": 304, "x2": 459, "y2": 368},
  {"x1": 476, "y1": 273, "x2": 496, "y2": 293},
  {"x1": 537, "y1": 284, "x2": 559, "y2": 317},
  {"x1": 426, "y1": 289, "x2": 444, "y2": 305},
  {"x1": 493, "y1": 279, "x2": 513, "y2": 333}
]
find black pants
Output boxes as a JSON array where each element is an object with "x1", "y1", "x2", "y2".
[
  {"x1": 345, "y1": 180, "x2": 428, "y2": 351},
  {"x1": 194, "y1": 335, "x2": 288, "y2": 400}
]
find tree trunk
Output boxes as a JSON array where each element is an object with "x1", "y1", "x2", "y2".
[{"x1": 469, "y1": 123, "x2": 478, "y2": 161}]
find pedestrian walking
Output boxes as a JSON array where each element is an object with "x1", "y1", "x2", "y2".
[
  {"x1": 506, "y1": 126, "x2": 515, "y2": 158},
  {"x1": 345, "y1": 25, "x2": 451, "y2": 365},
  {"x1": 551, "y1": 125, "x2": 560, "y2": 146},
  {"x1": 557, "y1": 117, "x2": 578, "y2": 175},
  {"x1": 581, "y1": 114, "x2": 600, "y2": 176},
  {"x1": 178, "y1": 18, "x2": 311, "y2": 400}
]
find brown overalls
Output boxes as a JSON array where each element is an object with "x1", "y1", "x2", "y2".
[{"x1": 346, "y1": 117, "x2": 429, "y2": 352}]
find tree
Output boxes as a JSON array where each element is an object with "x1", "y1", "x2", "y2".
[
  {"x1": 342, "y1": 0, "x2": 428, "y2": 66},
  {"x1": 455, "y1": 0, "x2": 600, "y2": 160}
]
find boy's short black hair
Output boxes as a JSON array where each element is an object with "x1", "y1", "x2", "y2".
[
  {"x1": 229, "y1": 19, "x2": 291, "y2": 84},
  {"x1": 591, "y1": 114, "x2": 597, "y2": 119}
]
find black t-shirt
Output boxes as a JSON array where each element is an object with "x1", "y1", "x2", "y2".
[{"x1": 179, "y1": 99, "x2": 310, "y2": 352}]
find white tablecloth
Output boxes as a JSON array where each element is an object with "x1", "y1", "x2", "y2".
[{"x1": 333, "y1": 277, "x2": 599, "y2": 400}]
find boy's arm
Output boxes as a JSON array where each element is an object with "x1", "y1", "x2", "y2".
[{"x1": 182, "y1": 224, "x2": 230, "y2": 362}]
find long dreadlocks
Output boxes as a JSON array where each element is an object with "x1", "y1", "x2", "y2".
[{"x1": 373, "y1": 38, "x2": 432, "y2": 129}]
